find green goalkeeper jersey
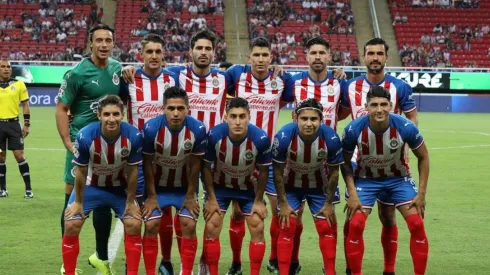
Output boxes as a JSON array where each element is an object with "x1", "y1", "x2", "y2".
[{"x1": 57, "y1": 57, "x2": 122, "y2": 137}]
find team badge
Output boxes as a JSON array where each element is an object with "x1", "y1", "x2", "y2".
[
  {"x1": 318, "y1": 148, "x2": 326, "y2": 159},
  {"x1": 19, "y1": 137, "x2": 23, "y2": 145},
  {"x1": 120, "y1": 147, "x2": 130, "y2": 157},
  {"x1": 389, "y1": 138, "x2": 399, "y2": 149},
  {"x1": 61, "y1": 80, "x2": 67, "y2": 89},
  {"x1": 270, "y1": 80, "x2": 277, "y2": 89},
  {"x1": 71, "y1": 166, "x2": 77, "y2": 177},
  {"x1": 183, "y1": 140, "x2": 193, "y2": 150},
  {"x1": 112, "y1": 72, "x2": 120, "y2": 85},
  {"x1": 273, "y1": 137, "x2": 279, "y2": 148},
  {"x1": 327, "y1": 85, "x2": 335, "y2": 95},
  {"x1": 212, "y1": 77, "x2": 220, "y2": 87},
  {"x1": 245, "y1": 150, "x2": 254, "y2": 160},
  {"x1": 272, "y1": 149, "x2": 279, "y2": 157}
]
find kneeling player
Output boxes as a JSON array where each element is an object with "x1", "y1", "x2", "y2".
[
  {"x1": 273, "y1": 99, "x2": 343, "y2": 275},
  {"x1": 141, "y1": 87, "x2": 207, "y2": 275},
  {"x1": 62, "y1": 95, "x2": 143, "y2": 275},
  {"x1": 202, "y1": 97, "x2": 271, "y2": 275},
  {"x1": 342, "y1": 86, "x2": 429, "y2": 275}
]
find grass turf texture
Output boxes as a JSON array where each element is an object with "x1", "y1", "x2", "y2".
[{"x1": 0, "y1": 108, "x2": 489, "y2": 274}]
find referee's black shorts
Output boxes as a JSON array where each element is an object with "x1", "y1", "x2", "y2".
[{"x1": 0, "y1": 118, "x2": 24, "y2": 151}]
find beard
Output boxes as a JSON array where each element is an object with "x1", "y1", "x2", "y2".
[{"x1": 368, "y1": 62, "x2": 385, "y2": 74}]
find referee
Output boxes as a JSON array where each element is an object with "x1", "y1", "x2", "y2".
[{"x1": 0, "y1": 59, "x2": 33, "y2": 198}]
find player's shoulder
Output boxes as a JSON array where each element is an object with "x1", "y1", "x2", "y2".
[
  {"x1": 385, "y1": 74, "x2": 410, "y2": 89},
  {"x1": 389, "y1": 114, "x2": 416, "y2": 129},
  {"x1": 319, "y1": 124, "x2": 337, "y2": 136},
  {"x1": 208, "y1": 122, "x2": 228, "y2": 141},
  {"x1": 120, "y1": 122, "x2": 140, "y2": 135},
  {"x1": 277, "y1": 122, "x2": 298, "y2": 136},
  {"x1": 166, "y1": 65, "x2": 186, "y2": 74},
  {"x1": 145, "y1": 115, "x2": 164, "y2": 130},
  {"x1": 108, "y1": 57, "x2": 122, "y2": 68},
  {"x1": 290, "y1": 71, "x2": 308, "y2": 82},
  {"x1": 345, "y1": 75, "x2": 365, "y2": 87},
  {"x1": 228, "y1": 64, "x2": 248, "y2": 74},
  {"x1": 247, "y1": 124, "x2": 269, "y2": 141},
  {"x1": 78, "y1": 121, "x2": 101, "y2": 140},
  {"x1": 184, "y1": 115, "x2": 206, "y2": 132},
  {"x1": 346, "y1": 115, "x2": 369, "y2": 134},
  {"x1": 161, "y1": 68, "x2": 179, "y2": 77}
]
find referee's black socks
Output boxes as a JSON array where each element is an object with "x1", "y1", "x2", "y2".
[
  {"x1": 17, "y1": 159, "x2": 31, "y2": 191},
  {"x1": 0, "y1": 162, "x2": 6, "y2": 191}
]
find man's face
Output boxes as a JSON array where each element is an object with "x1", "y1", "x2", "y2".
[
  {"x1": 164, "y1": 98, "x2": 189, "y2": 130},
  {"x1": 364, "y1": 44, "x2": 387, "y2": 74},
  {"x1": 297, "y1": 109, "x2": 321, "y2": 139},
  {"x1": 97, "y1": 105, "x2": 123, "y2": 133},
  {"x1": 91, "y1": 29, "x2": 114, "y2": 60},
  {"x1": 225, "y1": 107, "x2": 250, "y2": 136},
  {"x1": 0, "y1": 60, "x2": 12, "y2": 80},
  {"x1": 248, "y1": 46, "x2": 272, "y2": 74},
  {"x1": 365, "y1": 97, "x2": 392, "y2": 123},
  {"x1": 307, "y1": 44, "x2": 331, "y2": 74},
  {"x1": 142, "y1": 41, "x2": 164, "y2": 71},
  {"x1": 191, "y1": 39, "x2": 214, "y2": 69}
]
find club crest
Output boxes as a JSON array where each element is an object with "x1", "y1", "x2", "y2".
[
  {"x1": 212, "y1": 77, "x2": 220, "y2": 87},
  {"x1": 120, "y1": 147, "x2": 130, "y2": 157},
  {"x1": 389, "y1": 138, "x2": 399, "y2": 149},
  {"x1": 112, "y1": 72, "x2": 120, "y2": 85},
  {"x1": 245, "y1": 150, "x2": 254, "y2": 160},
  {"x1": 183, "y1": 140, "x2": 193, "y2": 150},
  {"x1": 270, "y1": 79, "x2": 277, "y2": 89},
  {"x1": 327, "y1": 85, "x2": 335, "y2": 95},
  {"x1": 318, "y1": 148, "x2": 326, "y2": 159}
]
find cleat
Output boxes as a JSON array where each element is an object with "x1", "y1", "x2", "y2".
[
  {"x1": 0, "y1": 190, "x2": 8, "y2": 197},
  {"x1": 383, "y1": 273, "x2": 395, "y2": 275},
  {"x1": 178, "y1": 263, "x2": 194, "y2": 275},
  {"x1": 24, "y1": 190, "x2": 34, "y2": 199},
  {"x1": 61, "y1": 264, "x2": 83, "y2": 275},
  {"x1": 267, "y1": 259, "x2": 279, "y2": 274},
  {"x1": 158, "y1": 260, "x2": 175, "y2": 275},
  {"x1": 346, "y1": 268, "x2": 352, "y2": 275},
  {"x1": 226, "y1": 262, "x2": 243, "y2": 275},
  {"x1": 289, "y1": 262, "x2": 301, "y2": 275},
  {"x1": 197, "y1": 259, "x2": 210, "y2": 275},
  {"x1": 88, "y1": 253, "x2": 115, "y2": 275}
]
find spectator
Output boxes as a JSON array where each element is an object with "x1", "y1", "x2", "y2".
[
  {"x1": 433, "y1": 23, "x2": 443, "y2": 33},
  {"x1": 393, "y1": 12, "x2": 401, "y2": 25},
  {"x1": 421, "y1": 33, "x2": 431, "y2": 44},
  {"x1": 141, "y1": 4, "x2": 149, "y2": 13}
]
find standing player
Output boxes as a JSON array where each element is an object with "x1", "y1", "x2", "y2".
[
  {"x1": 273, "y1": 99, "x2": 343, "y2": 275},
  {"x1": 341, "y1": 86, "x2": 429, "y2": 275},
  {"x1": 339, "y1": 38, "x2": 418, "y2": 275},
  {"x1": 141, "y1": 87, "x2": 207, "y2": 275},
  {"x1": 0, "y1": 59, "x2": 32, "y2": 198},
  {"x1": 202, "y1": 97, "x2": 271, "y2": 275},
  {"x1": 56, "y1": 25, "x2": 121, "y2": 275},
  {"x1": 62, "y1": 95, "x2": 144, "y2": 275}
]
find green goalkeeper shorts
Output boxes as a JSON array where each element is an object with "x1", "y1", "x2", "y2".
[{"x1": 63, "y1": 149, "x2": 76, "y2": 185}]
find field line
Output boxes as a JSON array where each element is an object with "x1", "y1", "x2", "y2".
[{"x1": 430, "y1": 144, "x2": 490, "y2": 150}]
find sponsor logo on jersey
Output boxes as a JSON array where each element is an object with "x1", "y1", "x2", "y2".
[{"x1": 112, "y1": 72, "x2": 120, "y2": 85}]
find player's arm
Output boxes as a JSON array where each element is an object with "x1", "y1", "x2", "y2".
[
  {"x1": 341, "y1": 126, "x2": 363, "y2": 219},
  {"x1": 326, "y1": 164, "x2": 340, "y2": 205},
  {"x1": 202, "y1": 161, "x2": 219, "y2": 222},
  {"x1": 74, "y1": 165, "x2": 88, "y2": 204},
  {"x1": 19, "y1": 82, "x2": 31, "y2": 137},
  {"x1": 253, "y1": 164, "x2": 269, "y2": 219},
  {"x1": 125, "y1": 133, "x2": 144, "y2": 219},
  {"x1": 399, "y1": 83, "x2": 418, "y2": 126},
  {"x1": 126, "y1": 163, "x2": 139, "y2": 203},
  {"x1": 56, "y1": 71, "x2": 79, "y2": 152},
  {"x1": 183, "y1": 154, "x2": 202, "y2": 219},
  {"x1": 412, "y1": 142, "x2": 429, "y2": 196},
  {"x1": 404, "y1": 109, "x2": 419, "y2": 126},
  {"x1": 406, "y1": 126, "x2": 429, "y2": 218},
  {"x1": 273, "y1": 161, "x2": 296, "y2": 227},
  {"x1": 142, "y1": 154, "x2": 156, "y2": 198},
  {"x1": 337, "y1": 80, "x2": 351, "y2": 121}
]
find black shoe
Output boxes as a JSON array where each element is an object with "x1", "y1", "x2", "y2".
[
  {"x1": 267, "y1": 259, "x2": 279, "y2": 274},
  {"x1": 158, "y1": 260, "x2": 175, "y2": 275},
  {"x1": 383, "y1": 273, "x2": 395, "y2": 275},
  {"x1": 289, "y1": 262, "x2": 301, "y2": 275},
  {"x1": 346, "y1": 268, "x2": 352, "y2": 275},
  {"x1": 226, "y1": 262, "x2": 243, "y2": 275}
]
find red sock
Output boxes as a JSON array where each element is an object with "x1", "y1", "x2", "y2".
[
  {"x1": 291, "y1": 222, "x2": 303, "y2": 263},
  {"x1": 159, "y1": 207, "x2": 173, "y2": 261},
  {"x1": 315, "y1": 219, "x2": 337, "y2": 275},
  {"x1": 62, "y1": 235, "x2": 80, "y2": 275},
  {"x1": 343, "y1": 219, "x2": 350, "y2": 270},
  {"x1": 345, "y1": 213, "x2": 367, "y2": 275},
  {"x1": 249, "y1": 241, "x2": 266, "y2": 275},
  {"x1": 406, "y1": 214, "x2": 429, "y2": 275},
  {"x1": 277, "y1": 217, "x2": 297, "y2": 274},
  {"x1": 181, "y1": 237, "x2": 198, "y2": 275},
  {"x1": 200, "y1": 228, "x2": 207, "y2": 262},
  {"x1": 174, "y1": 212, "x2": 183, "y2": 256},
  {"x1": 125, "y1": 233, "x2": 143, "y2": 275},
  {"x1": 204, "y1": 238, "x2": 220, "y2": 275},
  {"x1": 269, "y1": 215, "x2": 280, "y2": 261},
  {"x1": 229, "y1": 217, "x2": 246, "y2": 264},
  {"x1": 143, "y1": 236, "x2": 158, "y2": 275},
  {"x1": 381, "y1": 225, "x2": 398, "y2": 273}
]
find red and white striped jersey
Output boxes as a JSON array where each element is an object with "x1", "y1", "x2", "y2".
[
  {"x1": 73, "y1": 122, "x2": 143, "y2": 187},
  {"x1": 292, "y1": 71, "x2": 344, "y2": 130},
  {"x1": 142, "y1": 115, "x2": 207, "y2": 188},
  {"x1": 122, "y1": 69, "x2": 178, "y2": 130},
  {"x1": 167, "y1": 66, "x2": 228, "y2": 130},
  {"x1": 226, "y1": 65, "x2": 294, "y2": 139}
]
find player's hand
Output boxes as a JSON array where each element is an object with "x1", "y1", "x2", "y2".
[
  {"x1": 122, "y1": 65, "x2": 136, "y2": 84},
  {"x1": 204, "y1": 198, "x2": 221, "y2": 222},
  {"x1": 291, "y1": 110, "x2": 297, "y2": 122},
  {"x1": 182, "y1": 195, "x2": 200, "y2": 219},
  {"x1": 333, "y1": 68, "x2": 347, "y2": 79},
  {"x1": 278, "y1": 202, "x2": 297, "y2": 229},
  {"x1": 142, "y1": 197, "x2": 160, "y2": 220},
  {"x1": 344, "y1": 195, "x2": 364, "y2": 220},
  {"x1": 270, "y1": 65, "x2": 284, "y2": 78},
  {"x1": 65, "y1": 202, "x2": 84, "y2": 220},
  {"x1": 124, "y1": 201, "x2": 142, "y2": 220},
  {"x1": 22, "y1": 126, "x2": 30, "y2": 138},
  {"x1": 408, "y1": 193, "x2": 426, "y2": 219},
  {"x1": 251, "y1": 200, "x2": 268, "y2": 220},
  {"x1": 63, "y1": 140, "x2": 77, "y2": 155},
  {"x1": 316, "y1": 202, "x2": 336, "y2": 227}
]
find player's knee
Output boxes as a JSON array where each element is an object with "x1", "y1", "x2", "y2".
[
  {"x1": 247, "y1": 215, "x2": 265, "y2": 237},
  {"x1": 406, "y1": 214, "x2": 425, "y2": 234},
  {"x1": 180, "y1": 216, "x2": 197, "y2": 235},
  {"x1": 314, "y1": 219, "x2": 334, "y2": 236},
  {"x1": 64, "y1": 220, "x2": 83, "y2": 235},
  {"x1": 145, "y1": 219, "x2": 160, "y2": 236},
  {"x1": 349, "y1": 213, "x2": 367, "y2": 233},
  {"x1": 12, "y1": 151, "x2": 24, "y2": 162},
  {"x1": 205, "y1": 214, "x2": 222, "y2": 238},
  {"x1": 124, "y1": 218, "x2": 142, "y2": 235}
]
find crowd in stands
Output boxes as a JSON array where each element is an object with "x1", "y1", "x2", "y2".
[
  {"x1": 390, "y1": 0, "x2": 479, "y2": 8},
  {"x1": 247, "y1": 0, "x2": 358, "y2": 65}
]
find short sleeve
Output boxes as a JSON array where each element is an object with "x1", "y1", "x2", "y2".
[
  {"x1": 18, "y1": 81, "x2": 29, "y2": 101},
  {"x1": 128, "y1": 132, "x2": 143, "y2": 165},
  {"x1": 341, "y1": 123, "x2": 358, "y2": 153},
  {"x1": 255, "y1": 134, "x2": 272, "y2": 166},
  {"x1": 224, "y1": 65, "x2": 244, "y2": 96},
  {"x1": 401, "y1": 122, "x2": 424, "y2": 150},
  {"x1": 119, "y1": 80, "x2": 129, "y2": 103},
  {"x1": 73, "y1": 131, "x2": 90, "y2": 166},
  {"x1": 58, "y1": 70, "x2": 80, "y2": 106},
  {"x1": 324, "y1": 130, "x2": 344, "y2": 165},
  {"x1": 397, "y1": 83, "x2": 416, "y2": 113},
  {"x1": 339, "y1": 80, "x2": 350, "y2": 108},
  {"x1": 281, "y1": 72, "x2": 295, "y2": 103},
  {"x1": 192, "y1": 123, "x2": 207, "y2": 155},
  {"x1": 142, "y1": 122, "x2": 157, "y2": 155},
  {"x1": 203, "y1": 130, "x2": 218, "y2": 163},
  {"x1": 272, "y1": 131, "x2": 290, "y2": 163}
]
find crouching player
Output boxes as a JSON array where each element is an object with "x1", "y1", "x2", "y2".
[
  {"x1": 272, "y1": 98, "x2": 343, "y2": 275},
  {"x1": 62, "y1": 95, "x2": 143, "y2": 275}
]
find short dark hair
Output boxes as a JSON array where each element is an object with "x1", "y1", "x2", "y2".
[
  {"x1": 363, "y1": 38, "x2": 389, "y2": 56},
  {"x1": 305, "y1": 36, "x2": 330, "y2": 51},
  {"x1": 163, "y1": 87, "x2": 189, "y2": 106},
  {"x1": 142, "y1": 33, "x2": 165, "y2": 49},
  {"x1": 97, "y1": 95, "x2": 124, "y2": 114},
  {"x1": 190, "y1": 29, "x2": 217, "y2": 50},
  {"x1": 219, "y1": 62, "x2": 233, "y2": 70},
  {"x1": 295, "y1": 98, "x2": 323, "y2": 120},
  {"x1": 226, "y1": 97, "x2": 249, "y2": 113},
  {"x1": 366, "y1": 86, "x2": 391, "y2": 102},
  {"x1": 89, "y1": 24, "x2": 115, "y2": 42},
  {"x1": 250, "y1": 37, "x2": 271, "y2": 51}
]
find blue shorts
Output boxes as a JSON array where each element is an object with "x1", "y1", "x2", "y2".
[
  {"x1": 214, "y1": 185, "x2": 256, "y2": 216},
  {"x1": 355, "y1": 177, "x2": 418, "y2": 208},
  {"x1": 280, "y1": 187, "x2": 341, "y2": 219},
  {"x1": 147, "y1": 187, "x2": 198, "y2": 220},
  {"x1": 345, "y1": 162, "x2": 392, "y2": 205},
  {"x1": 65, "y1": 186, "x2": 132, "y2": 221}
]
